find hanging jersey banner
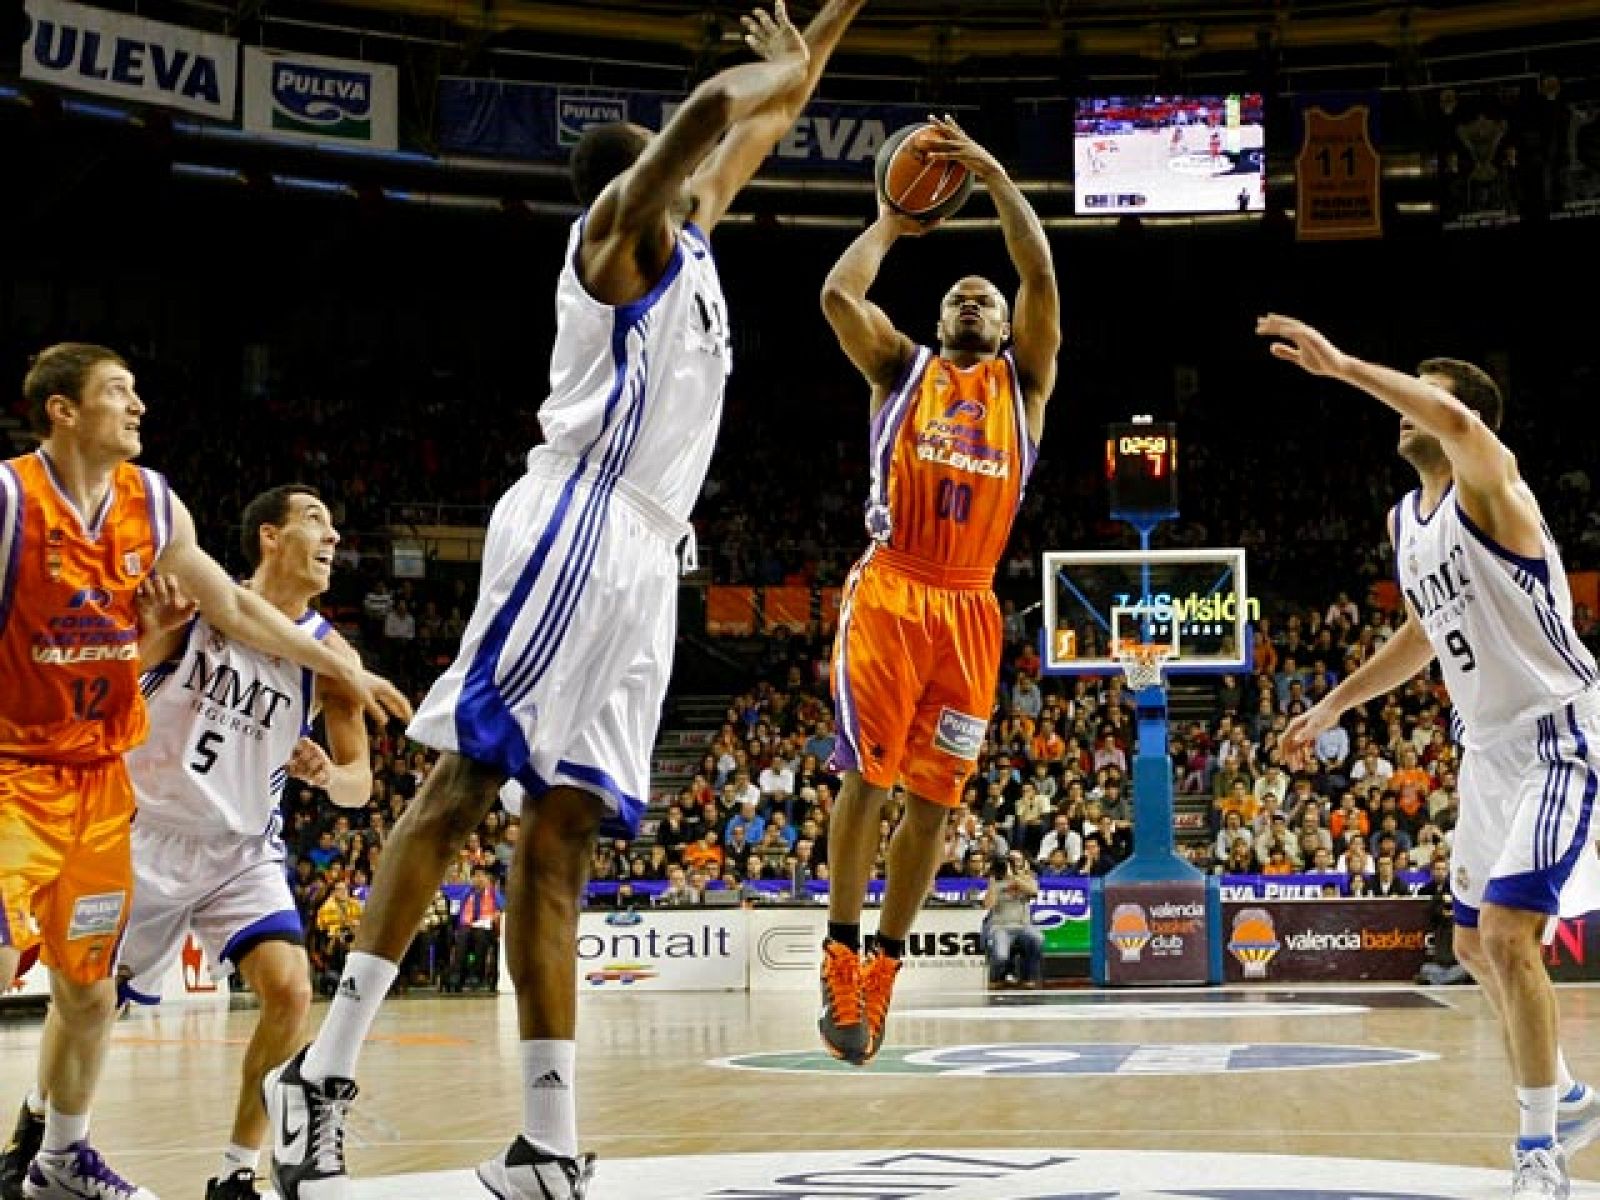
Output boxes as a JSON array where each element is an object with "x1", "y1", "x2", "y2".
[{"x1": 1294, "y1": 95, "x2": 1382, "y2": 241}]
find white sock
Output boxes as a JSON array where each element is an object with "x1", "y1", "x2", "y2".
[
  {"x1": 1518, "y1": 1085, "x2": 1559, "y2": 1146},
  {"x1": 520, "y1": 1040, "x2": 578, "y2": 1159},
  {"x1": 1557, "y1": 1050, "x2": 1582, "y2": 1101},
  {"x1": 23, "y1": 1087, "x2": 43, "y2": 1118},
  {"x1": 301, "y1": 952, "x2": 398, "y2": 1083},
  {"x1": 42, "y1": 1105, "x2": 88, "y2": 1154},
  {"x1": 220, "y1": 1143, "x2": 260, "y2": 1177}
]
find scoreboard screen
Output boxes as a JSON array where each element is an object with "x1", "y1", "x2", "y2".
[{"x1": 1106, "y1": 421, "x2": 1179, "y2": 517}]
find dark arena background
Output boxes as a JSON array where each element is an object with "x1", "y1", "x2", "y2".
[{"x1": 8, "y1": 2, "x2": 1600, "y2": 1198}]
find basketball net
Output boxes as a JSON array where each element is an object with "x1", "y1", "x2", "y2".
[{"x1": 1115, "y1": 642, "x2": 1171, "y2": 691}]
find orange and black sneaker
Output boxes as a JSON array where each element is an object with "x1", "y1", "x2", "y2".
[
  {"x1": 818, "y1": 939, "x2": 869, "y2": 1064},
  {"x1": 861, "y1": 949, "x2": 904, "y2": 1063}
]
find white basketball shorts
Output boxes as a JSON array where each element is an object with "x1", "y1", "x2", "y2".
[
  {"x1": 1452, "y1": 693, "x2": 1600, "y2": 926},
  {"x1": 408, "y1": 447, "x2": 687, "y2": 837},
  {"x1": 118, "y1": 819, "x2": 300, "y2": 1005}
]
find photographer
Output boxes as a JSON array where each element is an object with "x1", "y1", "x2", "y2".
[
  {"x1": 1415, "y1": 856, "x2": 1470, "y2": 985},
  {"x1": 314, "y1": 878, "x2": 365, "y2": 996},
  {"x1": 982, "y1": 851, "x2": 1044, "y2": 989}
]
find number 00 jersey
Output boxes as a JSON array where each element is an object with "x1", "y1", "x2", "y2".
[
  {"x1": 126, "y1": 611, "x2": 330, "y2": 836},
  {"x1": 0, "y1": 451, "x2": 171, "y2": 763},
  {"x1": 864, "y1": 349, "x2": 1036, "y2": 572},
  {"x1": 1394, "y1": 482, "x2": 1598, "y2": 744}
]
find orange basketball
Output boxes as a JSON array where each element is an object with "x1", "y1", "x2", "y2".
[{"x1": 875, "y1": 122, "x2": 974, "y2": 222}]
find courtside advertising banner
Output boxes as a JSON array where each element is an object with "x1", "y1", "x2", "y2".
[
  {"x1": 511, "y1": 909, "x2": 747, "y2": 993},
  {"x1": 748, "y1": 907, "x2": 986, "y2": 993},
  {"x1": 244, "y1": 47, "x2": 398, "y2": 150},
  {"x1": 1222, "y1": 898, "x2": 1431, "y2": 983},
  {"x1": 22, "y1": 0, "x2": 238, "y2": 119},
  {"x1": 5, "y1": 933, "x2": 229, "y2": 1010}
]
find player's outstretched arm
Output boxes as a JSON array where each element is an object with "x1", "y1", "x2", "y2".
[
  {"x1": 300, "y1": 633, "x2": 375, "y2": 808},
  {"x1": 593, "y1": 3, "x2": 808, "y2": 249},
  {"x1": 1256, "y1": 313, "x2": 1513, "y2": 494},
  {"x1": 925, "y1": 115, "x2": 1060, "y2": 433},
  {"x1": 1283, "y1": 625, "x2": 1434, "y2": 771},
  {"x1": 156, "y1": 496, "x2": 412, "y2": 726},
  {"x1": 691, "y1": 0, "x2": 866, "y2": 233},
  {"x1": 819, "y1": 204, "x2": 920, "y2": 394}
]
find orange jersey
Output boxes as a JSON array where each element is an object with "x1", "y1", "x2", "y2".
[
  {"x1": 866, "y1": 348, "x2": 1035, "y2": 573},
  {"x1": 0, "y1": 451, "x2": 173, "y2": 763}
]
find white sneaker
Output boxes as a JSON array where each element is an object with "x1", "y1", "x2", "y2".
[
  {"x1": 1511, "y1": 1143, "x2": 1570, "y2": 1199},
  {"x1": 263, "y1": 1046, "x2": 358, "y2": 1200},
  {"x1": 22, "y1": 1141, "x2": 158, "y2": 1199},
  {"x1": 1558, "y1": 1085, "x2": 1600, "y2": 1153},
  {"x1": 476, "y1": 1137, "x2": 595, "y2": 1199}
]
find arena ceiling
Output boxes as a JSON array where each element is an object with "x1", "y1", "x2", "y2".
[{"x1": 281, "y1": 0, "x2": 1600, "y2": 66}]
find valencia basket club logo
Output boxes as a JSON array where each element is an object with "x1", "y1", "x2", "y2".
[
  {"x1": 1228, "y1": 907, "x2": 1282, "y2": 979},
  {"x1": 1107, "y1": 904, "x2": 1152, "y2": 963}
]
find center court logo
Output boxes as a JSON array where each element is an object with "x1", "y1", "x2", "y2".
[
  {"x1": 712, "y1": 1042, "x2": 1434, "y2": 1077},
  {"x1": 347, "y1": 1148, "x2": 1529, "y2": 1198},
  {"x1": 1228, "y1": 907, "x2": 1282, "y2": 979}
]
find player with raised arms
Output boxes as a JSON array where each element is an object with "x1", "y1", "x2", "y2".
[
  {"x1": 262, "y1": 5, "x2": 866, "y2": 1199},
  {"x1": 1271, "y1": 315, "x2": 1600, "y2": 1199},
  {"x1": 815, "y1": 115, "x2": 1059, "y2": 1065}
]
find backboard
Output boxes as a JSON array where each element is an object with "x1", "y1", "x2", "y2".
[{"x1": 1040, "y1": 547, "x2": 1251, "y2": 676}]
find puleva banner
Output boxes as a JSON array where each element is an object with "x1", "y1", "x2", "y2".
[
  {"x1": 436, "y1": 77, "x2": 958, "y2": 172},
  {"x1": 22, "y1": 0, "x2": 238, "y2": 120},
  {"x1": 244, "y1": 47, "x2": 398, "y2": 149}
]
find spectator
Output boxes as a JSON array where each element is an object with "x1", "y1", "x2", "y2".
[{"x1": 983, "y1": 852, "x2": 1043, "y2": 989}]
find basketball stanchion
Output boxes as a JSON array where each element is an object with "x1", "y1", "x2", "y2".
[{"x1": 1040, "y1": 418, "x2": 1240, "y2": 986}]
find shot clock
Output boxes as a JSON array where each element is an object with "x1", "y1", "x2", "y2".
[{"x1": 1106, "y1": 418, "x2": 1178, "y2": 520}]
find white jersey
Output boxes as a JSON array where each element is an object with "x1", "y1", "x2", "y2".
[
  {"x1": 1394, "y1": 481, "x2": 1598, "y2": 744},
  {"x1": 538, "y1": 216, "x2": 732, "y2": 523},
  {"x1": 127, "y1": 610, "x2": 329, "y2": 837}
]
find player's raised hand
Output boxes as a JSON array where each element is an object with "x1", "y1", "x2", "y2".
[
  {"x1": 741, "y1": 1, "x2": 808, "y2": 67},
  {"x1": 876, "y1": 197, "x2": 938, "y2": 237},
  {"x1": 134, "y1": 574, "x2": 197, "y2": 637},
  {"x1": 1256, "y1": 314, "x2": 1350, "y2": 379},
  {"x1": 286, "y1": 736, "x2": 334, "y2": 789},
  {"x1": 1282, "y1": 701, "x2": 1338, "y2": 772},
  {"x1": 921, "y1": 113, "x2": 1005, "y2": 183}
]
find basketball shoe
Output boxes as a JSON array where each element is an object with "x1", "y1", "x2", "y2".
[
  {"x1": 0, "y1": 1102, "x2": 44, "y2": 1200},
  {"x1": 22, "y1": 1141, "x2": 157, "y2": 1199},
  {"x1": 263, "y1": 1046, "x2": 358, "y2": 1200},
  {"x1": 861, "y1": 948, "x2": 903, "y2": 1064},
  {"x1": 476, "y1": 1137, "x2": 595, "y2": 1199},
  {"x1": 1557, "y1": 1084, "x2": 1600, "y2": 1153},
  {"x1": 1511, "y1": 1143, "x2": 1570, "y2": 1199},
  {"x1": 817, "y1": 939, "x2": 868, "y2": 1064},
  {"x1": 204, "y1": 1168, "x2": 260, "y2": 1199}
]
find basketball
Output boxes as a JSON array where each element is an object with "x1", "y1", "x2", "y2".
[{"x1": 874, "y1": 122, "x2": 975, "y2": 222}]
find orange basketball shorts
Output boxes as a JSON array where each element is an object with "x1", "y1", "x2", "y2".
[
  {"x1": 0, "y1": 757, "x2": 136, "y2": 985},
  {"x1": 828, "y1": 548, "x2": 1001, "y2": 807}
]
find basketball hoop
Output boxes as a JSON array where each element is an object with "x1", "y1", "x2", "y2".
[{"x1": 1115, "y1": 642, "x2": 1171, "y2": 691}]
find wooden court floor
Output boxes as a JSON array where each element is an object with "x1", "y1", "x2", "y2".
[{"x1": 5, "y1": 983, "x2": 1600, "y2": 1197}]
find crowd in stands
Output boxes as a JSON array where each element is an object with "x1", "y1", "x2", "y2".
[{"x1": 265, "y1": 563, "x2": 1600, "y2": 1000}]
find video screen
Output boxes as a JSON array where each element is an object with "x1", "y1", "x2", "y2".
[{"x1": 1073, "y1": 94, "x2": 1266, "y2": 215}]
